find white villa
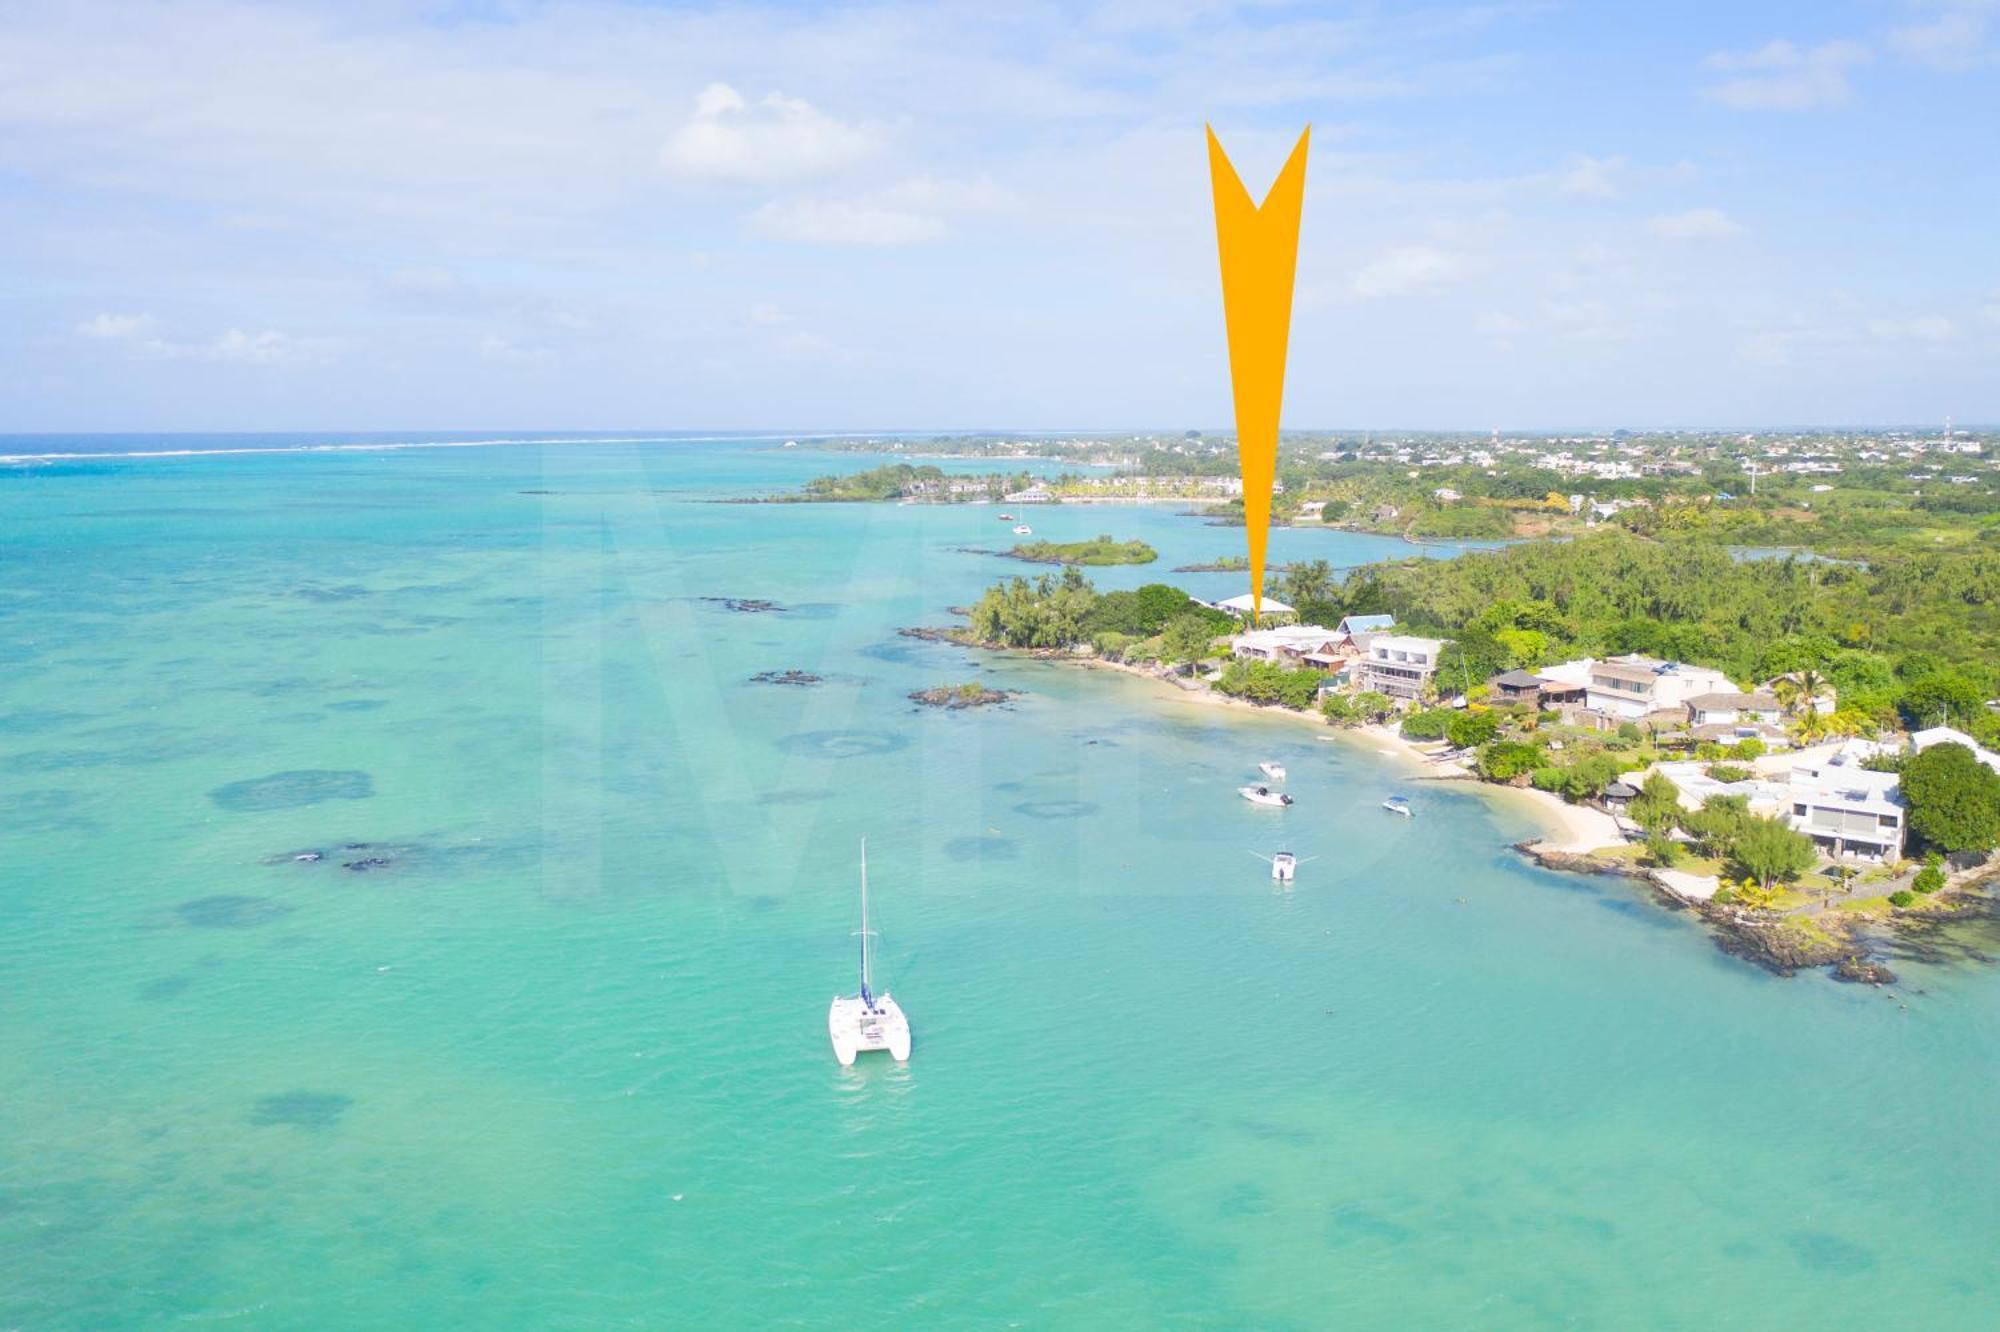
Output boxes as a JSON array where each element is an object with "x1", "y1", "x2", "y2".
[
  {"x1": 1360, "y1": 634, "x2": 1447, "y2": 700},
  {"x1": 1655, "y1": 739, "x2": 1907, "y2": 863},
  {"x1": 1230, "y1": 624, "x2": 1340, "y2": 664},
  {"x1": 1584, "y1": 655, "x2": 1740, "y2": 721}
]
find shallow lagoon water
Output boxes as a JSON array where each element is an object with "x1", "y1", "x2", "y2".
[{"x1": 3, "y1": 437, "x2": 1997, "y2": 1327}]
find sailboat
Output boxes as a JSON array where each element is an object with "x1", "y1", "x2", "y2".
[{"x1": 828, "y1": 839, "x2": 911, "y2": 1066}]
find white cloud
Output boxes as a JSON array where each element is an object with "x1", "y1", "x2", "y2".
[
  {"x1": 1556, "y1": 154, "x2": 1624, "y2": 198},
  {"x1": 76, "y1": 314, "x2": 330, "y2": 365},
  {"x1": 749, "y1": 198, "x2": 945, "y2": 245},
  {"x1": 1867, "y1": 314, "x2": 1958, "y2": 342},
  {"x1": 1349, "y1": 245, "x2": 1463, "y2": 299},
  {"x1": 1701, "y1": 39, "x2": 1871, "y2": 110},
  {"x1": 659, "y1": 82, "x2": 878, "y2": 185},
  {"x1": 1891, "y1": 5, "x2": 1996, "y2": 71},
  {"x1": 76, "y1": 312, "x2": 158, "y2": 340},
  {"x1": 1647, "y1": 207, "x2": 1744, "y2": 242}
]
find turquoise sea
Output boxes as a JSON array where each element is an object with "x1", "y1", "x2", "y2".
[{"x1": 4, "y1": 435, "x2": 1997, "y2": 1328}]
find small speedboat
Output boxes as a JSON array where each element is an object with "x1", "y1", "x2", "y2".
[
  {"x1": 1382, "y1": 795, "x2": 1412, "y2": 817},
  {"x1": 1259, "y1": 761, "x2": 1286, "y2": 781},
  {"x1": 998, "y1": 513, "x2": 1014, "y2": 520},
  {"x1": 1270, "y1": 851, "x2": 1297, "y2": 882},
  {"x1": 1240, "y1": 785, "x2": 1293, "y2": 808},
  {"x1": 1013, "y1": 524, "x2": 1034, "y2": 535}
]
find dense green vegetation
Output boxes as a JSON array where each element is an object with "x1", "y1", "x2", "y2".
[
  {"x1": 1897, "y1": 742, "x2": 2000, "y2": 854},
  {"x1": 1008, "y1": 535, "x2": 1158, "y2": 566},
  {"x1": 1215, "y1": 659, "x2": 1323, "y2": 709},
  {"x1": 1310, "y1": 532, "x2": 2000, "y2": 738},
  {"x1": 798, "y1": 463, "x2": 948, "y2": 501},
  {"x1": 963, "y1": 571, "x2": 1232, "y2": 670}
]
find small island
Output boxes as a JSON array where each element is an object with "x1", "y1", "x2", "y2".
[{"x1": 1007, "y1": 534, "x2": 1157, "y2": 566}]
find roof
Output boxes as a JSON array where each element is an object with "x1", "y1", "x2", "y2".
[
  {"x1": 1591, "y1": 660, "x2": 1663, "y2": 684},
  {"x1": 1337, "y1": 613, "x2": 1395, "y2": 635},
  {"x1": 1489, "y1": 669, "x2": 1547, "y2": 689},
  {"x1": 1213, "y1": 593, "x2": 1295, "y2": 616},
  {"x1": 1686, "y1": 691, "x2": 1752, "y2": 709},
  {"x1": 1603, "y1": 781, "x2": 1640, "y2": 798}
]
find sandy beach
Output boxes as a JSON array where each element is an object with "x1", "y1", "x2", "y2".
[{"x1": 1054, "y1": 655, "x2": 1627, "y2": 854}]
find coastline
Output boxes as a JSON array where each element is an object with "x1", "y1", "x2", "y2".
[{"x1": 1036, "y1": 652, "x2": 1624, "y2": 855}]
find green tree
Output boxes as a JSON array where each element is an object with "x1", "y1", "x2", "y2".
[
  {"x1": 1682, "y1": 794, "x2": 1751, "y2": 859},
  {"x1": 1160, "y1": 614, "x2": 1220, "y2": 674},
  {"x1": 1900, "y1": 741, "x2": 2000, "y2": 853},
  {"x1": 1444, "y1": 710, "x2": 1500, "y2": 749},
  {"x1": 1351, "y1": 690, "x2": 1395, "y2": 724},
  {"x1": 1628, "y1": 771, "x2": 1683, "y2": 835},
  {"x1": 1912, "y1": 854, "x2": 1945, "y2": 895},
  {"x1": 1433, "y1": 628, "x2": 1510, "y2": 696},
  {"x1": 1731, "y1": 815, "x2": 1817, "y2": 890},
  {"x1": 1275, "y1": 560, "x2": 1336, "y2": 613},
  {"x1": 1476, "y1": 739, "x2": 1541, "y2": 782}
]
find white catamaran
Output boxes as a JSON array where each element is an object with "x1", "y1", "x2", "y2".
[{"x1": 828, "y1": 840, "x2": 911, "y2": 1066}]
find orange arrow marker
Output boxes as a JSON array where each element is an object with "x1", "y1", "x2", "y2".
[{"x1": 1207, "y1": 125, "x2": 1309, "y2": 625}]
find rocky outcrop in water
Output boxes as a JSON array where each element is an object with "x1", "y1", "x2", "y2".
[
  {"x1": 910, "y1": 683, "x2": 1018, "y2": 710},
  {"x1": 750, "y1": 670, "x2": 823, "y2": 686}
]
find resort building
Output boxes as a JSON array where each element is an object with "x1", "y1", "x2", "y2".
[
  {"x1": 1360, "y1": 634, "x2": 1447, "y2": 700},
  {"x1": 1487, "y1": 669, "x2": 1552, "y2": 705},
  {"x1": 1583, "y1": 656, "x2": 1739, "y2": 721}
]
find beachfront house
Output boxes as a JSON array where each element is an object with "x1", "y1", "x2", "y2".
[
  {"x1": 1785, "y1": 748, "x2": 1905, "y2": 863},
  {"x1": 1486, "y1": 669, "x2": 1551, "y2": 706},
  {"x1": 1230, "y1": 625, "x2": 1340, "y2": 665},
  {"x1": 1360, "y1": 634, "x2": 1447, "y2": 700},
  {"x1": 1654, "y1": 742, "x2": 1907, "y2": 864},
  {"x1": 1583, "y1": 656, "x2": 1739, "y2": 722}
]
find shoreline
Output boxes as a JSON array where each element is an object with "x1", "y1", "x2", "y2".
[{"x1": 1038, "y1": 653, "x2": 1624, "y2": 855}]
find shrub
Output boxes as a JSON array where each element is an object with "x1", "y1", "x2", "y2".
[
  {"x1": 1642, "y1": 834, "x2": 1681, "y2": 867},
  {"x1": 1445, "y1": 709, "x2": 1500, "y2": 750},
  {"x1": 1091, "y1": 630, "x2": 1135, "y2": 661},
  {"x1": 1705, "y1": 763, "x2": 1753, "y2": 784},
  {"x1": 1912, "y1": 855, "x2": 1945, "y2": 895},
  {"x1": 1477, "y1": 740, "x2": 1542, "y2": 782},
  {"x1": 1400, "y1": 708, "x2": 1457, "y2": 741},
  {"x1": 1732, "y1": 738, "x2": 1766, "y2": 760},
  {"x1": 1319, "y1": 692, "x2": 1357, "y2": 724},
  {"x1": 1617, "y1": 721, "x2": 1642, "y2": 741},
  {"x1": 1531, "y1": 766, "x2": 1567, "y2": 792},
  {"x1": 1888, "y1": 890, "x2": 1915, "y2": 908}
]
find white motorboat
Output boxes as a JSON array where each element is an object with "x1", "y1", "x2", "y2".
[
  {"x1": 1013, "y1": 524, "x2": 1034, "y2": 535},
  {"x1": 998, "y1": 513, "x2": 1014, "y2": 520},
  {"x1": 1259, "y1": 761, "x2": 1287, "y2": 782},
  {"x1": 1269, "y1": 851, "x2": 1297, "y2": 882},
  {"x1": 828, "y1": 840, "x2": 910, "y2": 1066},
  {"x1": 1382, "y1": 795, "x2": 1413, "y2": 817},
  {"x1": 1239, "y1": 785, "x2": 1293, "y2": 807}
]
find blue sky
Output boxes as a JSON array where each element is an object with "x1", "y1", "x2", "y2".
[{"x1": 2, "y1": 0, "x2": 1995, "y2": 432}]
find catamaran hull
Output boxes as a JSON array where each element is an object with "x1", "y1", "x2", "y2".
[{"x1": 829, "y1": 994, "x2": 911, "y2": 1065}]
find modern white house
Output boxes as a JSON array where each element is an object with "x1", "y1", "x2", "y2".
[
  {"x1": 1656, "y1": 741, "x2": 1907, "y2": 863},
  {"x1": 1784, "y1": 747, "x2": 1906, "y2": 862},
  {"x1": 1583, "y1": 655, "x2": 1740, "y2": 721},
  {"x1": 1360, "y1": 634, "x2": 1447, "y2": 700}
]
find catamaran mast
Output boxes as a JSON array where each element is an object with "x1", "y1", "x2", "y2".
[{"x1": 859, "y1": 838, "x2": 874, "y2": 1004}]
